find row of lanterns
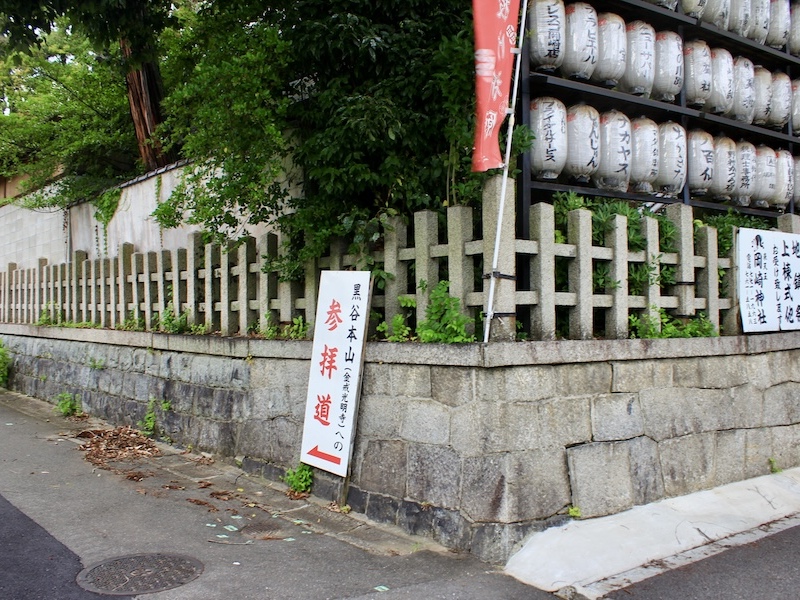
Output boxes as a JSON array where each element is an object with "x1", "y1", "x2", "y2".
[
  {"x1": 530, "y1": 0, "x2": 798, "y2": 128},
  {"x1": 649, "y1": 0, "x2": 798, "y2": 50},
  {"x1": 530, "y1": 97, "x2": 796, "y2": 208}
]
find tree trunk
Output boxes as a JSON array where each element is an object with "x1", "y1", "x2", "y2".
[{"x1": 120, "y1": 41, "x2": 176, "y2": 172}]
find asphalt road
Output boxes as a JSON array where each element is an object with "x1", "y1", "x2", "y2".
[{"x1": 0, "y1": 392, "x2": 546, "y2": 600}]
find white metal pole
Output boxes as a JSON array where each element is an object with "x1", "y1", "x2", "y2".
[{"x1": 483, "y1": 0, "x2": 529, "y2": 344}]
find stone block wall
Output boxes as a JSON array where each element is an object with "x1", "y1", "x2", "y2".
[{"x1": 1, "y1": 323, "x2": 799, "y2": 563}]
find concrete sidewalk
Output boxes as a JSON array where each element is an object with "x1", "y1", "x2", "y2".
[
  {"x1": 0, "y1": 390, "x2": 544, "y2": 599},
  {"x1": 506, "y1": 464, "x2": 800, "y2": 599}
]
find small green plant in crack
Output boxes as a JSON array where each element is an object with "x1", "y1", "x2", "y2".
[
  {"x1": 87, "y1": 357, "x2": 105, "y2": 370},
  {"x1": 282, "y1": 462, "x2": 313, "y2": 498},
  {"x1": 55, "y1": 392, "x2": 82, "y2": 417},
  {"x1": 138, "y1": 398, "x2": 158, "y2": 437},
  {"x1": 282, "y1": 315, "x2": 309, "y2": 340},
  {"x1": 377, "y1": 296, "x2": 416, "y2": 342},
  {"x1": 769, "y1": 457, "x2": 783, "y2": 474},
  {"x1": 568, "y1": 505, "x2": 582, "y2": 519}
]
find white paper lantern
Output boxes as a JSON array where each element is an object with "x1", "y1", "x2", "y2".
[
  {"x1": 619, "y1": 21, "x2": 655, "y2": 96},
  {"x1": 684, "y1": 39, "x2": 713, "y2": 108},
  {"x1": 563, "y1": 3, "x2": 598, "y2": 80},
  {"x1": 593, "y1": 110, "x2": 632, "y2": 191},
  {"x1": 792, "y1": 79, "x2": 800, "y2": 135},
  {"x1": 793, "y1": 156, "x2": 800, "y2": 204},
  {"x1": 655, "y1": 121, "x2": 687, "y2": 196},
  {"x1": 730, "y1": 0, "x2": 754, "y2": 36},
  {"x1": 707, "y1": 48, "x2": 734, "y2": 114},
  {"x1": 709, "y1": 137, "x2": 737, "y2": 201},
  {"x1": 773, "y1": 149, "x2": 794, "y2": 208},
  {"x1": 790, "y1": 2, "x2": 800, "y2": 55},
  {"x1": 683, "y1": 0, "x2": 708, "y2": 18},
  {"x1": 749, "y1": 0, "x2": 771, "y2": 43},
  {"x1": 753, "y1": 65, "x2": 773, "y2": 125},
  {"x1": 702, "y1": 0, "x2": 731, "y2": 28},
  {"x1": 529, "y1": 0, "x2": 566, "y2": 72},
  {"x1": 688, "y1": 129, "x2": 715, "y2": 196},
  {"x1": 752, "y1": 144, "x2": 777, "y2": 207},
  {"x1": 653, "y1": 31, "x2": 684, "y2": 102},
  {"x1": 530, "y1": 97, "x2": 568, "y2": 179},
  {"x1": 592, "y1": 13, "x2": 627, "y2": 87},
  {"x1": 767, "y1": 0, "x2": 791, "y2": 48},
  {"x1": 768, "y1": 71, "x2": 792, "y2": 129},
  {"x1": 564, "y1": 104, "x2": 600, "y2": 182},
  {"x1": 733, "y1": 140, "x2": 757, "y2": 206},
  {"x1": 726, "y1": 57, "x2": 756, "y2": 123},
  {"x1": 630, "y1": 117, "x2": 660, "y2": 193}
]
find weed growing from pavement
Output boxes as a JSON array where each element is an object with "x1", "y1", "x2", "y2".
[
  {"x1": 282, "y1": 463, "x2": 313, "y2": 496},
  {"x1": 55, "y1": 392, "x2": 82, "y2": 417},
  {"x1": 139, "y1": 398, "x2": 158, "y2": 437}
]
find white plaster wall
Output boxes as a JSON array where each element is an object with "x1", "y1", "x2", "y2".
[
  {"x1": 1, "y1": 162, "x2": 286, "y2": 269},
  {"x1": 0, "y1": 203, "x2": 68, "y2": 269}
]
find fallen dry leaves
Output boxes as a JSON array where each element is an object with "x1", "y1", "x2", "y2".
[
  {"x1": 76, "y1": 426, "x2": 161, "y2": 467},
  {"x1": 187, "y1": 498, "x2": 218, "y2": 512}
]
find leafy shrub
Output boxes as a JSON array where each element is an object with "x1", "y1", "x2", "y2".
[{"x1": 0, "y1": 341, "x2": 10, "y2": 388}]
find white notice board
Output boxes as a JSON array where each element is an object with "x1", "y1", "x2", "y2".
[
  {"x1": 300, "y1": 271, "x2": 371, "y2": 477},
  {"x1": 738, "y1": 228, "x2": 800, "y2": 333}
]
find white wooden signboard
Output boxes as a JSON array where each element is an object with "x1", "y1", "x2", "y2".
[
  {"x1": 300, "y1": 271, "x2": 371, "y2": 477},
  {"x1": 738, "y1": 227, "x2": 800, "y2": 333}
]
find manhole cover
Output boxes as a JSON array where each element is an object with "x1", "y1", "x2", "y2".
[{"x1": 76, "y1": 553, "x2": 203, "y2": 596}]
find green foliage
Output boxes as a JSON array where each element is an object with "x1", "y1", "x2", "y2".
[
  {"x1": 769, "y1": 457, "x2": 783, "y2": 474},
  {"x1": 87, "y1": 357, "x2": 105, "y2": 370},
  {"x1": 568, "y1": 505, "x2": 582, "y2": 519},
  {"x1": 116, "y1": 313, "x2": 146, "y2": 332},
  {"x1": 55, "y1": 392, "x2": 81, "y2": 417},
  {"x1": 157, "y1": 297, "x2": 192, "y2": 334},
  {"x1": 260, "y1": 314, "x2": 280, "y2": 340},
  {"x1": 161, "y1": 399, "x2": 171, "y2": 412},
  {"x1": 629, "y1": 308, "x2": 718, "y2": 339},
  {"x1": 698, "y1": 209, "x2": 771, "y2": 257},
  {"x1": 155, "y1": 2, "x2": 291, "y2": 248},
  {"x1": 0, "y1": 21, "x2": 140, "y2": 208},
  {"x1": 417, "y1": 281, "x2": 475, "y2": 344},
  {"x1": 0, "y1": 340, "x2": 10, "y2": 388},
  {"x1": 138, "y1": 397, "x2": 158, "y2": 437},
  {"x1": 282, "y1": 462, "x2": 314, "y2": 494},
  {"x1": 592, "y1": 263, "x2": 620, "y2": 293},
  {"x1": 377, "y1": 296, "x2": 416, "y2": 342},
  {"x1": 282, "y1": 315, "x2": 309, "y2": 340}
]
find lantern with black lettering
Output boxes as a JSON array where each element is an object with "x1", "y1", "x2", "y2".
[
  {"x1": 529, "y1": 0, "x2": 566, "y2": 72},
  {"x1": 688, "y1": 129, "x2": 715, "y2": 196},
  {"x1": 653, "y1": 31, "x2": 683, "y2": 103},
  {"x1": 684, "y1": 39, "x2": 713, "y2": 108},
  {"x1": 655, "y1": 121, "x2": 687, "y2": 196},
  {"x1": 530, "y1": 97, "x2": 568, "y2": 180},
  {"x1": 619, "y1": 21, "x2": 655, "y2": 96},
  {"x1": 752, "y1": 145, "x2": 777, "y2": 208},
  {"x1": 593, "y1": 110, "x2": 632, "y2": 191},
  {"x1": 630, "y1": 117, "x2": 660, "y2": 193},
  {"x1": 591, "y1": 12, "x2": 627, "y2": 87},
  {"x1": 564, "y1": 103, "x2": 600, "y2": 182},
  {"x1": 563, "y1": 2, "x2": 598, "y2": 80}
]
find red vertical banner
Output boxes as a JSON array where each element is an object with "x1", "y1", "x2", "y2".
[{"x1": 472, "y1": 0, "x2": 522, "y2": 172}]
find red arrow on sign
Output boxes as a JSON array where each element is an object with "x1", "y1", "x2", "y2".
[{"x1": 307, "y1": 445, "x2": 341, "y2": 465}]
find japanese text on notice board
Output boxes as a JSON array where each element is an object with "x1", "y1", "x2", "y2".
[
  {"x1": 738, "y1": 228, "x2": 800, "y2": 333},
  {"x1": 300, "y1": 271, "x2": 371, "y2": 477}
]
